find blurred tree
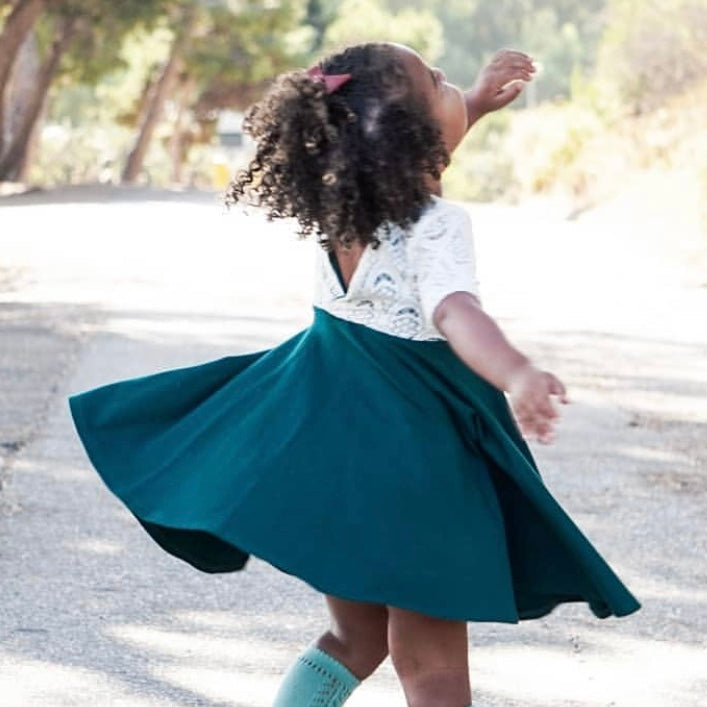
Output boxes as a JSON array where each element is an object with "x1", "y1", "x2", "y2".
[
  {"x1": 0, "y1": 0, "x2": 45, "y2": 159},
  {"x1": 305, "y1": 0, "x2": 339, "y2": 53},
  {"x1": 129, "y1": 0, "x2": 311, "y2": 183},
  {"x1": 323, "y1": 0, "x2": 443, "y2": 60},
  {"x1": 4, "y1": 30, "x2": 41, "y2": 180},
  {"x1": 167, "y1": 71, "x2": 196, "y2": 183},
  {"x1": 384, "y1": 0, "x2": 605, "y2": 101},
  {"x1": 0, "y1": 0, "x2": 169, "y2": 180},
  {"x1": 188, "y1": 0, "x2": 311, "y2": 115},
  {"x1": 598, "y1": 0, "x2": 707, "y2": 114},
  {"x1": 0, "y1": 10, "x2": 82, "y2": 179},
  {"x1": 1, "y1": 0, "x2": 310, "y2": 183},
  {"x1": 121, "y1": 2, "x2": 196, "y2": 183}
]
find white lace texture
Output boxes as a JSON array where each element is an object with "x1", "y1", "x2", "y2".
[{"x1": 313, "y1": 198, "x2": 480, "y2": 341}]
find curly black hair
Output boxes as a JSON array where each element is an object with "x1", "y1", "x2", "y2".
[{"x1": 224, "y1": 43, "x2": 449, "y2": 250}]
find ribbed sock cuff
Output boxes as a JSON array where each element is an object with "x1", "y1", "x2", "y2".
[
  {"x1": 272, "y1": 645, "x2": 360, "y2": 706},
  {"x1": 298, "y1": 645, "x2": 360, "y2": 694}
]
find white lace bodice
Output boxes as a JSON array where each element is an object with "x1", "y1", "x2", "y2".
[{"x1": 313, "y1": 197, "x2": 480, "y2": 340}]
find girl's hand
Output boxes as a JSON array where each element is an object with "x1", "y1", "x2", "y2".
[
  {"x1": 506, "y1": 363, "x2": 568, "y2": 444},
  {"x1": 465, "y1": 50, "x2": 536, "y2": 126},
  {"x1": 433, "y1": 293, "x2": 567, "y2": 444}
]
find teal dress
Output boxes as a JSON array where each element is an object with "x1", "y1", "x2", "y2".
[{"x1": 69, "y1": 200, "x2": 641, "y2": 622}]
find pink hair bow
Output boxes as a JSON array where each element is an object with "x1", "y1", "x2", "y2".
[{"x1": 307, "y1": 66, "x2": 352, "y2": 94}]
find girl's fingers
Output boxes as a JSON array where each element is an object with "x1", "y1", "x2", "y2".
[
  {"x1": 496, "y1": 67, "x2": 534, "y2": 85},
  {"x1": 516, "y1": 411, "x2": 537, "y2": 436},
  {"x1": 522, "y1": 418, "x2": 556, "y2": 444},
  {"x1": 512, "y1": 371, "x2": 566, "y2": 443},
  {"x1": 548, "y1": 376, "x2": 569, "y2": 404},
  {"x1": 488, "y1": 61, "x2": 533, "y2": 76},
  {"x1": 538, "y1": 430, "x2": 555, "y2": 445},
  {"x1": 502, "y1": 75, "x2": 533, "y2": 89},
  {"x1": 493, "y1": 57, "x2": 533, "y2": 69},
  {"x1": 518, "y1": 405, "x2": 552, "y2": 430},
  {"x1": 493, "y1": 49, "x2": 533, "y2": 63},
  {"x1": 508, "y1": 62, "x2": 535, "y2": 72},
  {"x1": 535, "y1": 415, "x2": 554, "y2": 440},
  {"x1": 516, "y1": 403, "x2": 559, "y2": 439},
  {"x1": 493, "y1": 56, "x2": 535, "y2": 73},
  {"x1": 480, "y1": 72, "x2": 532, "y2": 102},
  {"x1": 537, "y1": 398, "x2": 558, "y2": 421},
  {"x1": 489, "y1": 83, "x2": 524, "y2": 108},
  {"x1": 537, "y1": 417, "x2": 557, "y2": 443}
]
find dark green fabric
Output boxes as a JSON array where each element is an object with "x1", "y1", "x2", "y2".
[{"x1": 69, "y1": 307, "x2": 640, "y2": 622}]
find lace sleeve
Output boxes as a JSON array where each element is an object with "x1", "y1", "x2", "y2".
[{"x1": 409, "y1": 201, "x2": 480, "y2": 329}]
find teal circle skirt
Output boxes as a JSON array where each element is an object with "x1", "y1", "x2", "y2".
[{"x1": 69, "y1": 307, "x2": 640, "y2": 622}]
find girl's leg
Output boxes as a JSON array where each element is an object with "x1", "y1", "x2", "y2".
[
  {"x1": 272, "y1": 595, "x2": 388, "y2": 706},
  {"x1": 316, "y1": 595, "x2": 389, "y2": 679},
  {"x1": 387, "y1": 605, "x2": 471, "y2": 707}
]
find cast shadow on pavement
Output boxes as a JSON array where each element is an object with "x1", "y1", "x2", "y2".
[{"x1": 1, "y1": 310, "x2": 706, "y2": 706}]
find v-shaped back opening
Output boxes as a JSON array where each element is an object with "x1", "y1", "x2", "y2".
[
  {"x1": 327, "y1": 250, "x2": 348, "y2": 294},
  {"x1": 328, "y1": 244, "x2": 371, "y2": 295}
]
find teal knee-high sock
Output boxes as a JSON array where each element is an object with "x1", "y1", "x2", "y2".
[{"x1": 272, "y1": 645, "x2": 360, "y2": 706}]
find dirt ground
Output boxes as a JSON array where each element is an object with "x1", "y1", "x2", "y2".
[{"x1": 0, "y1": 183, "x2": 705, "y2": 706}]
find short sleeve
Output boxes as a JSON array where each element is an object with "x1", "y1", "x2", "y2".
[{"x1": 409, "y1": 200, "x2": 480, "y2": 328}]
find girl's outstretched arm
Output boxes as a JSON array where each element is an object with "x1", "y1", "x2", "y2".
[
  {"x1": 464, "y1": 50, "x2": 536, "y2": 131},
  {"x1": 434, "y1": 291, "x2": 567, "y2": 444}
]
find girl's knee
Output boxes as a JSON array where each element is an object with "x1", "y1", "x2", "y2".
[
  {"x1": 316, "y1": 628, "x2": 388, "y2": 680},
  {"x1": 320, "y1": 596, "x2": 389, "y2": 678},
  {"x1": 387, "y1": 606, "x2": 469, "y2": 675}
]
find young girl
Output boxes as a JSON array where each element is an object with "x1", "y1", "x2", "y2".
[{"x1": 70, "y1": 42, "x2": 640, "y2": 706}]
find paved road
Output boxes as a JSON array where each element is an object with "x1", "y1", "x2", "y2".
[{"x1": 1, "y1": 185, "x2": 706, "y2": 706}]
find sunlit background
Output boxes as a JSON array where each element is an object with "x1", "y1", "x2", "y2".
[{"x1": 0, "y1": 0, "x2": 704, "y2": 218}]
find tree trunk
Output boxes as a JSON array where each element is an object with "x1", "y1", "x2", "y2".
[
  {"x1": 16, "y1": 92, "x2": 45, "y2": 182},
  {"x1": 0, "y1": 15, "x2": 75, "y2": 180},
  {"x1": 121, "y1": 9, "x2": 196, "y2": 184},
  {"x1": 0, "y1": 0, "x2": 44, "y2": 156},
  {"x1": 132, "y1": 70, "x2": 158, "y2": 130},
  {"x1": 168, "y1": 74, "x2": 195, "y2": 185},
  {"x1": 4, "y1": 25, "x2": 39, "y2": 146}
]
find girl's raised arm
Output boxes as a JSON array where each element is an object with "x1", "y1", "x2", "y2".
[
  {"x1": 434, "y1": 292, "x2": 568, "y2": 444},
  {"x1": 464, "y1": 50, "x2": 536, "y2": 131}
]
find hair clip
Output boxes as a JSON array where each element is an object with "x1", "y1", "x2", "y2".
[{"x1": 307, "y1": 66, "x2": 352, "y2": 94}]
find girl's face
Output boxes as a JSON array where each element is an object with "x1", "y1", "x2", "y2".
[{"x1": 391, "y1": 44, "x2": 468, "y2": 155}]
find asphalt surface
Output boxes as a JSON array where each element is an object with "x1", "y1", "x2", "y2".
[{"x1": 0, "y1": 184, "x2": 705, "y2": 706}]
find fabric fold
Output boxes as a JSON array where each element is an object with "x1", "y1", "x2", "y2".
[{"x1": 69, "y1": 306, "x2": 640, "y2": 622}]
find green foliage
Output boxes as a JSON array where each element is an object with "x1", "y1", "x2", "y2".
[
  {"x1": 44, "y1": 0, "x2": 312, "y2": 129},
  {"x1": 323, "y1": 0, "x2": 443, "y2": 61},
  {"x1": 385, "y1": 0, "x2": 606, "y2": 103},
  {"x1": 34, "y1": 0, "x2": 312, "y2": 186},
  {"x1": 442, "y1": 112, "x2": 518, "y2": 202},
  {"x1": 28, "y1": 115, "x2": 215, "y2": 187},
  {"x1": 597, "y1": 0, "x2": 707, "y2": 114},
  {"x1": 506, "y1": 101, "x2": 604, "y2": 196},
  {"x1": 188, "y1": 0, "x2": 311, "y2": 87},
  {"x1": 26, "y1": 0, "x2": 706, "y2": 220},
  {"x1": 443, "y1": 87, "x2": 608, "y2": 204},
  {"x1": 305, "y1": 0, "x2": 339, "y2": 51},
  {"x1": 48, "y1": 23, "x2": 173, "y2": 127},
  {"x1": 47, "y1": 0, "x2": 172, "y2": 84}
]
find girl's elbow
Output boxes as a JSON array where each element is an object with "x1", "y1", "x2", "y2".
[{"x1": 432, "y1": 291, "x2": 481, "y2": 332}]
